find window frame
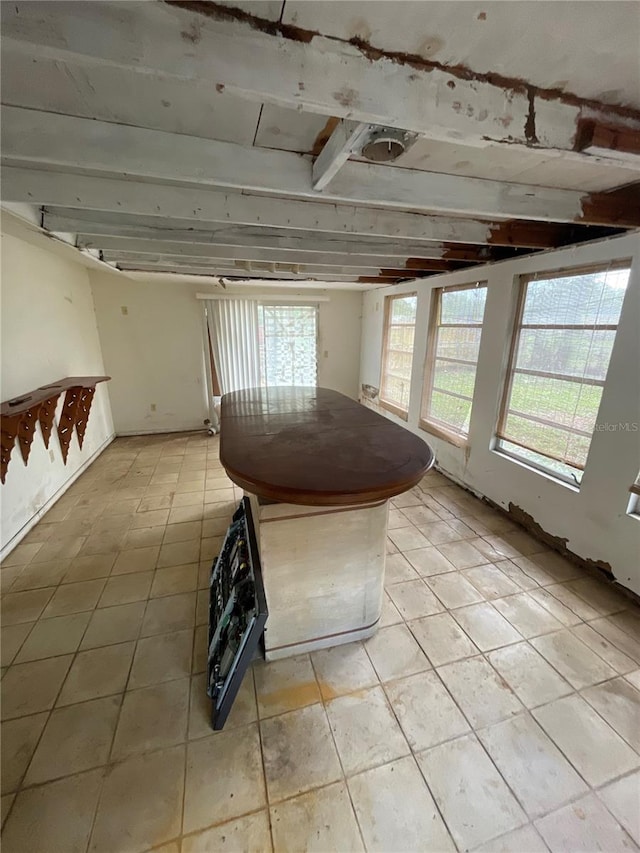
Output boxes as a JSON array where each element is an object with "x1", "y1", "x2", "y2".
[
  {"x1": 419, "y1": 281, "x2": 488, "y2": 447},
  {"x1": 495, "y1": 259, "x2": 631, "y2": 485},
  {"x1": 379, "y1": 291, "x2": 418, "y2": 421},
  {"x1": 628, "y1": 472, "x2": 640, "y2": 518},
  {"x1": 258, "y1": 301, "x2": 319, "y2": 388}
]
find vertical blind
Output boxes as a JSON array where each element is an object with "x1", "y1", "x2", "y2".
[
  {"x1": 497, "y1": 262, "x2": 631, "y2": 476},
  {"x1": 205, "y1": 299, "x2": 260, "y2": 394},
  {"x1": 380, "y1": 293, "x2": 417, "y2": 413},
  {"x1": 421, "y1": 283, "x2": 487, "y2": 437}
]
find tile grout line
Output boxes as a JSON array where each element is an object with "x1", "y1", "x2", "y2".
[
  {"x1": 5, "y1": 445, "x2": 220, "y2": 815},
  {"x1": 251, "y1": 668, "x2": 276, "y2": 853},
  {"x1": 381, "y1": 582, "x2": 640, "y2": 825},
  {"x1": 179, "y1": 580, "x2": 207, "y2": 847},
  {"x1": 8, "y1": 648, "x2": 636, "y2": 828},
  {"x1": 2, "y1": 438, "x2": 639, "y2": 849},
  {"x1": 17, "y1": 566, "x2": 115, "y2": 739},
  {"x1": 373, "y1": 668, "x2": 463, "y2": 851},
  {"x1": 354, "y1": 632, "x2": 470, "y2": 848},
  {"x1": 306, "y1": 651, "x2": 370, "y2": 853},
  {"x1": 12, "y1": 586, "x2": 121, "y2": 852}
]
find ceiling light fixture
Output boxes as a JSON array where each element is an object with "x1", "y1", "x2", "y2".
[{"x1": 360, "y1": 127, "x2": 415, "y2": 162}]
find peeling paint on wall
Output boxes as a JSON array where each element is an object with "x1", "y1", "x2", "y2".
[{"x1": 360, "y1": 383, "x2": 379, "y2": 401}]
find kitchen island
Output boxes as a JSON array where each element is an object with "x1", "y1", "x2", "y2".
[{"x1": 220, "y1": 386, "x2": 434, "y2": 660}]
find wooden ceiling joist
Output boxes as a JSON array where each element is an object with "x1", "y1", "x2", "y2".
[
  {"x1": 112, "y1": 262, "x2": 405, "y2": 283},
  {"x1": 575, "y1": 118, "x2": 640, "y2": 164},
  {"x1": 47, "y1": 214, "x2": 496, "y2": 262},
  {"x1": 100, "y1": 251, "x2": 467, "y2": 276},
  {"x1": 3, "y1": 108, "x2": 639, "y2": 227},
  {"x1": 1, "y1": 2, "x2": 638, "y2": 289},
  {"x1": 2, "y1": 168, "x2": 618, "y2": 251},
  {"x1": 4, "y1": 1, "x2": 640, "y2": 169},
  {"x1": 77, "y1": 234, "x2": 482, "y2": 268}
]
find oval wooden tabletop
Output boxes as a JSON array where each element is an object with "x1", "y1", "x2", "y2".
[{"x1": 220, "y1": 386, "x2": 435, "y2": 506}]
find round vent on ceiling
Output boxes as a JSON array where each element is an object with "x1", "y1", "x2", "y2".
[{"x1": 361, "y1": 128, "x2": 408, "y2": 162}]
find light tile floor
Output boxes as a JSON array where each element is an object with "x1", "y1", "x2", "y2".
[{"x1": 1, "y1": 433, "x2": 640, "y2": 852}]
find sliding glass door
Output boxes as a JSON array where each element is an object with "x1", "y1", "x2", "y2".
[{"x1": 258, "y1": 304, "x2": 318, "y2": 387}]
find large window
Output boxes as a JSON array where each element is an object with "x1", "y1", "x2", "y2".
[
  {"x1": 259, "y1": 304, "x2": 318, "y2": 387},
  {"x1": 421, "y1": 283, "x2": 487, "y2": 442},
  {"x1": 380, "y1": 293, "x2": 418, "y2": 418},
  {"x1": 496, "y1": 262, "x2": 631, "y2": 485}
]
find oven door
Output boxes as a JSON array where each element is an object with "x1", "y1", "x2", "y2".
[{"x1": 207, "y1": 496, "x2": 268, "y2": 730}]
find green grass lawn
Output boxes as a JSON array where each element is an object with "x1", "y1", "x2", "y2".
[{"x1": 430, "y1": 364, "x2": 602, "y2": 464}]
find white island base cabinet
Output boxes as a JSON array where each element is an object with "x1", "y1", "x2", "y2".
[{"x1": 246, "y1": 494, "x2": 388, "y2": 661}]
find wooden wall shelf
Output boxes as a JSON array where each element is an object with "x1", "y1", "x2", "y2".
[{"x1": 1, "y1": 376, "x2": 110, "y2": 483}]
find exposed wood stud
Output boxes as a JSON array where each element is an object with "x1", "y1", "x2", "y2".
[
  {"x1": 78, "y1": 235, "x2": 479, "y2": 269},
  {"x1": 44, "y1": 213, "x2": 501, "y2": 260},
  {"x1": 579, "y1": 183, "x2": 640, "y2": 227},
  {"x1": 5, "y1": 168, "x2": 619, "y2": 249},
  {"x1": 4, "y1": 108, "x2": 638, "y2": 226},
  {"x1": 357, "y1": 276, "x2": 411, "y2": 284},
  {"x1": 115, "y1": 263, "x2": 385, "y2": 282},
  {"x1": 312, "y1": 121, "x2": 371, "y2": 191},
  {"x1": 4, "y1": 1, "x2": 639, "y2": 166},
  {"x1": 102, "y1": 254, "x2": 464, "y2": 276},
  {"x1": 575, "y1": 119, "x2": 640, "y2": 163},
  {"x1": 486, "y1": 220, "x2": 624, "y2": 248},
  {"x1": 2, "y1": 1, "x2": 637, "y2": 281}
]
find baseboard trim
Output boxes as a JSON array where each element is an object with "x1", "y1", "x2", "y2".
[
  {"x1": 116, "y1": 426, "x2": 208, "y2": 437},
  {"x1": 0, "y1": 432, "x2": 116, "y2": 560}
]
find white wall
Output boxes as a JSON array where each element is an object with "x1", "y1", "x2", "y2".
[
  {"x1": 360, "y1": 233, "x2": 640, "y2": 595},
  {"x1": 90, "y1": 272, "x2": 209, "y2": 435},
  {"x1": 314, "y1": 290, "x2": 363, "y2": 398},
  {"x1": 1, "y1": 223, "x2": 114, "y2": 551},
  {"x1": 90, "y1": 271, "x2": 363, "y2": 435}
]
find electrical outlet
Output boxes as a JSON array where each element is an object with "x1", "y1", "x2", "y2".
[
  {"x1": 323, "y1": 350, "x2": 329, "y2": 358},
  {"x1": 150, "y1": 403, "x2": 157, "y2": 412},
  {"x1": 49, "y1": 449, "x2": 55, "y2": 462},
  {"x1": 121, "y1": 306, "x2": 129, "y2": 316}
]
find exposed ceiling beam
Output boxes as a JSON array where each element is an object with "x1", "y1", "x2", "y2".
[
  {"x1": 102, "y1": 256, "x2": 400, "y2": 277},
  {"x1": 2, "y1": 169, "x2": 603, "y2": 249},
  {"x1": 4, "y1": 109, "x2": 638, "y2": 226},
  {"x1": 118, "y1": 266, "x2": 408, "y2": 287},
  {"x1": 575, "y1": 118, "x2": 640, "y2": 164},
  {"x1": 121, "y1": 271, "x2": 384, "y2": 290},
  {"x1": 3, "y1": 1, "x2": 639, "y2": 167},
  {"x1": 77, "y1": 235, "x2": 478, "y2": 268},
  {"x1": 100, "y1": 251, "x2": 464, "y2": 276},
  {"x1": 44, "y1": 213, "x2": 494, "y2": 261},
  {"x1": 107, "y1": 260, "x2": 401, "y2": 283},
  {"x1": 312, "y1": 121, "x2": 370, "y2": 191}
]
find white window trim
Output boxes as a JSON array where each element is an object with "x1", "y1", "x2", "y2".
[
  {"x1": 420, "y1": 281, "x2": 487, "y2": 446},
  {"x1": 379, "y1": 292, "x2": 418, "y2": 420},
  {"x1": 494, "y1": 259, "x2": 632, "y2": 486}
]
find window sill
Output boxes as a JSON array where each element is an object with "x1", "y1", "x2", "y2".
[
  {"x1": 379, "y1": 399, "x2": 409, "y2": 421},
  {"x1": 419, "y1": 419, "x2": 468, "y2": 449},
  {"x1": 492, "y1": 447, "x2": 581, "y2": 493}
]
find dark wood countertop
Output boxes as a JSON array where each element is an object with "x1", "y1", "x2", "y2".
[{"x1": 220, "y1": 387, "x2": 435, "y2": 506}]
